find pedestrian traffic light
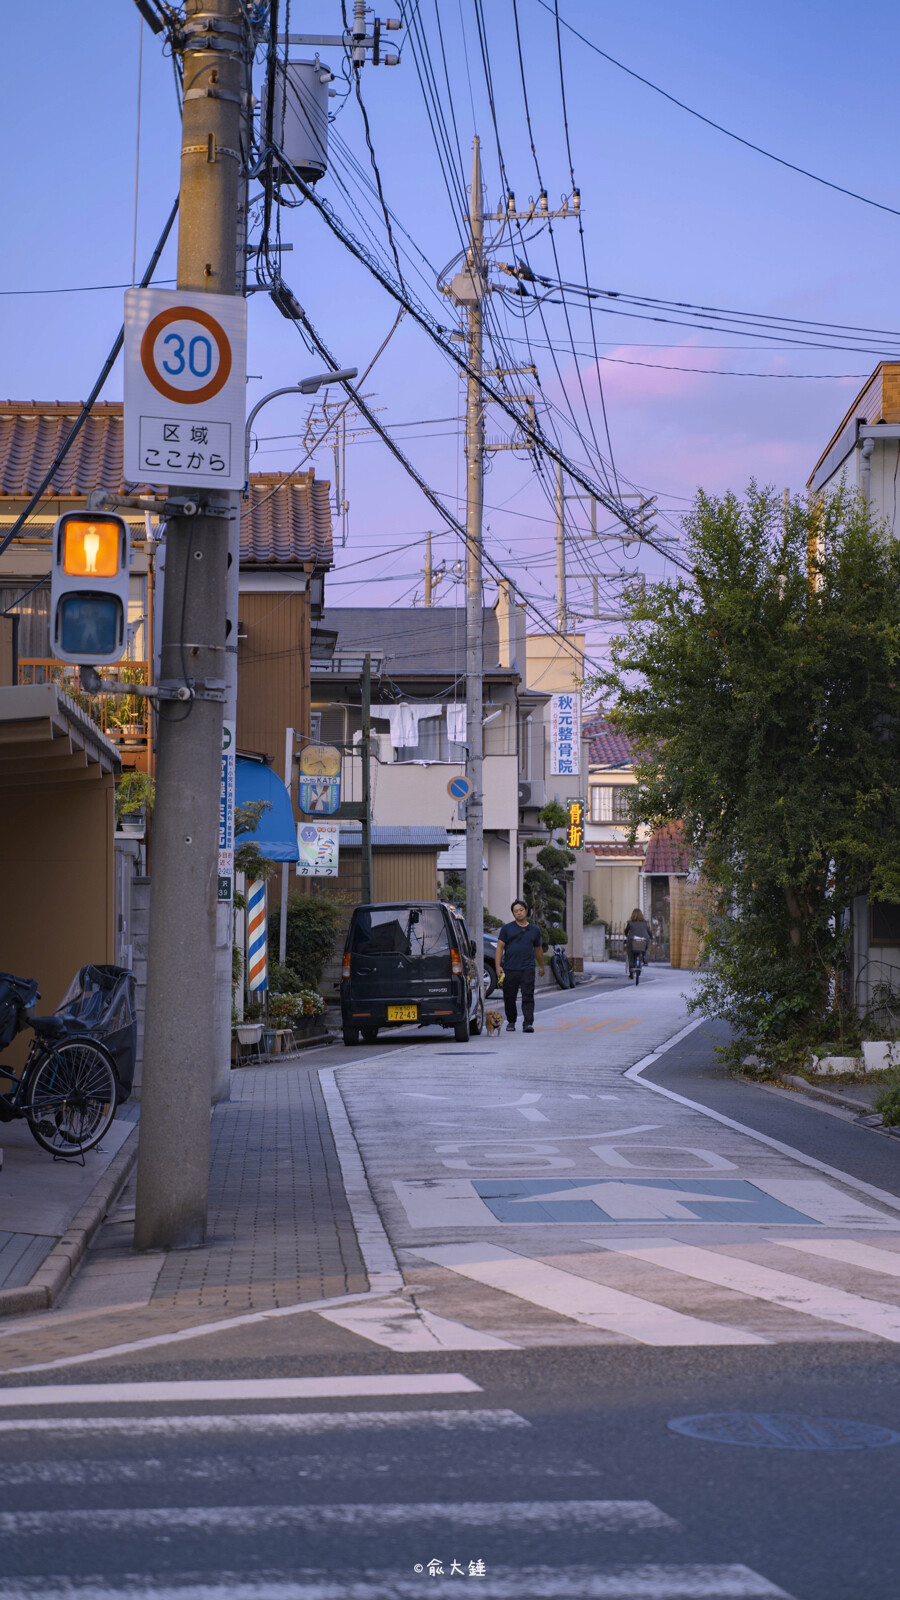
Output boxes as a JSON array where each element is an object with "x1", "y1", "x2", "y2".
[{"x1": 50, "y1": 512, "x2": 130, "y2": 665}]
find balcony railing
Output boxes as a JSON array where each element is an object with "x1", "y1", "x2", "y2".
[{"x1": 17, "y1": 660, "x2": 151, "y2": 744}]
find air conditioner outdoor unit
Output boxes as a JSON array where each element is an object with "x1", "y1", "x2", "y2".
[{"x1": 518, "y1": 779, "x2": 545, "y2": 808}]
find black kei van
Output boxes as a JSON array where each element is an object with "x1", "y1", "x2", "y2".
[{"x1": 340, "y1": 901, "x2": 484, "y2": 1046}]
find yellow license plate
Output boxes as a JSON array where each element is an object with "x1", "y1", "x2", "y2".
[{"x1": 387, "y1": 1004, "x2": 418, "y2": 1022}]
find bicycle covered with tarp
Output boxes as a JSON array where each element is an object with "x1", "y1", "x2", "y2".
[{"x1": 0, "y1": 966, "x2": 135, "y2": 1157}]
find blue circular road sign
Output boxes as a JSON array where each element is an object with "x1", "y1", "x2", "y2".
[{"x1": 448, "y1": 775, "x2": 472, "y2": 801}]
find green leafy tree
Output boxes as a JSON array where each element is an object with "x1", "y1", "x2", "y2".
[
  {"x1": 269, "y1": 894, "x2": 341, "y2": 987},
  {"x1": 590, "y1": 484, "x2": 900, "y2": 1053},
  {"x1": 523, "y1": 801, "x2": 575, "y2": 945}
]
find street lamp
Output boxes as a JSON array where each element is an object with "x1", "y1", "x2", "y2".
[{"x1": 243, "y1": 368, "x2": 358, "y2": 489}]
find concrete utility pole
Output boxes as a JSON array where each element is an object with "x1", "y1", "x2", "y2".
[
  {"x1": 360, "y1": 653, "x2": 374, "y2": 904},
  {"x1": 135, "y1": 0, "x2": 248, "y2": 1251},
  {"x1": 555, "y1": 460, "x2": 567, "y2": 634},
  {"x1": 464, "y1": 138, "x2": 485, "y2": 979},
  {"x1": 424, "y1": 531, "x2": 433, "y2": 606}
]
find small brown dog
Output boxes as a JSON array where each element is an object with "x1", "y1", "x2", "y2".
[{"x1": 485, "y1": 1009, "x2": 504, "y2": 1037}]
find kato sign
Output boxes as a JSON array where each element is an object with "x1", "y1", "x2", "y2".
[{"x1": 124, "y1": 288, "x2": 247, "y2": 490}]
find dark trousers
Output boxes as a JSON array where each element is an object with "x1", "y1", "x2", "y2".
[{"x1": 503, "y1": 968, "x2": 535, "y2": 1027}]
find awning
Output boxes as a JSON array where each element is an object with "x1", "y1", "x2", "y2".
[{"x1": 235, "y1": 756, "x2": 298, "y2": 861}]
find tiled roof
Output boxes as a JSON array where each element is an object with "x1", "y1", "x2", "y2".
[
  {"x1": 0, "y1": 402, "x2": 333, "y2": 570},
  {"x1": 0, "y1": 402, "x2": 133, "y2": 498},
  {"x1": 643, "y1": 822, "x2": 690, "y2": 876},
  {"x1": 240, "y1": 474, "x2": 333, "y2": 569},
  {"x1": 584, "y1": 840, "x2": 645, "y2": 859},
  {"x1": 584, "y1": 715, "x2": 634, "y2": 769}
]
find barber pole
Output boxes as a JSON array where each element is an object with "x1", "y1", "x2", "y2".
[{"x1": 247, "y1": 878, "x2": 268, "y2": 993}]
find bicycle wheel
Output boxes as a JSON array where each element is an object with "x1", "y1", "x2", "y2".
[
  {"x1": 26, "y1": 1038, "x2": 118, "y2": 1155},
  {"x1": 550, "y1": 952, "x2": 568, "y2": 990}
]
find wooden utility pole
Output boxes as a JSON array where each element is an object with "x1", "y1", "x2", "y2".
[{"x1": 135, "y1": 0, "x2": 248, "y2": 1251}]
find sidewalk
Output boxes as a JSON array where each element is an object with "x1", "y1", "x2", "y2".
[
  {"x1": 0, "y1": 1053, "x2": 370, "y2": 1371},
  {"x1": 0, "y1": 1107, "x2": 138, "y2": 1315}
]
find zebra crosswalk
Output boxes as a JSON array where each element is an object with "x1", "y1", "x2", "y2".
[
  {"x1": 305, "y1": 1234, "x2": 900, "y2": 1351},
  {"x1": 0, "y1": 1401, "x2": 797, "y2": 1599}
]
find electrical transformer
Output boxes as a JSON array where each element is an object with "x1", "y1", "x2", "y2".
[{"x1": 263, "y1": 58, "x2": 334, "y2": 184}]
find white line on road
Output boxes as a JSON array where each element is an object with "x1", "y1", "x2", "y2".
[
  {"x1": 317, "y1": 1068, "x2": 404, "y2": 1294},
  {"x1": 414, "y1": 1243, "x2": 768, "y2": 1347},
  {"x1": 774, "y1": 1238, "x2": 900, "y2": 1278},
  {"x1": 626, "y1": 1039, "x2": 900, "y2": 1216},
  {"x1": 0, "y1": 1408, "x2": 529, "y2": 1440},
  {"x1": 0, "y1": 1500, "x2": 678, "y2": 1538},
  {"x1": 0, "y1": 1566, "x2": 796, "y2": 1598},
  {"x1": 596, "y1": 1239, "x2": 900, "y2": 1342},
  {"x1": 0, "y1": 1374, "x2": 481, "y2": 1408},
  {"x1": 0, "y1": 1288, "x2": 411, "y2": 1377},
  {"x1": 319, "y1": 1297, "x2": 519, "y2": 1350}
]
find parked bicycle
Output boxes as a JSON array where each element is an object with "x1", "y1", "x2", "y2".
[
  {"x1": 549, "y1": 943, "x2": 576, "y2": 990},
  {"x1": 0, "y1": 972, "x2": 119, "y2": 1156}
]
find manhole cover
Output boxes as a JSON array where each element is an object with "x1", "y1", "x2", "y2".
[{"x1": 668, "y1": 1412, "x2": 900, "y2": 1450}]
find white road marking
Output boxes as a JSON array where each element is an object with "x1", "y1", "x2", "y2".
[
  {"x1": 625, "y1": 1039, "x2": 900, "y2": 1217},
  {"x1": 747, "y1": 1179, "x2": 897, "y2": 1227},
  {"x1": 0, "y1": 1500, "x2": 678, "y2": 1538},
  {"x1": 319, "y1": 1297, "x2": 518, "y2": 1351},
  {"x1": 394, "y1": 1178, "x2": 500, "y2": 1229},
  {"x1": 508, "y1": 1182, "x2": 755, "y2": 1220},
  {"x1": 775, "y1": 1238, "x2": 900, "y2": 1278},
  {"x1": 0, "y1": 1567, "x2": 796, "y2": 1598},
  {"x1": 598, "y1": 1239, "x2": 900, "y2": 1342},
  {"x1": 0, "y1": 1288, "x2": 405, "y2": 1377},
  {"x1": 0, "y1": 1374, "x2": 481, "y2": 1408},
  {"x1": 414, "y1": 1244, "x2": 768, "y2": 1347},
  {"x1": 0, "y1": 1409, "x2": 529, "y2": 1439},
  {"x1": 317, "y1": 1068, "x2": 403, "y2": 1293}
]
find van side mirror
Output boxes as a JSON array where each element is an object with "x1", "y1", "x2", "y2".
[{"x1": 469, "y1": 938, "x2": 477, "y2": 958}]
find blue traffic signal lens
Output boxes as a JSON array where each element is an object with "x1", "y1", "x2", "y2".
[{"x1": 58, "y1": 593, "x2": 122, "y2": 659}]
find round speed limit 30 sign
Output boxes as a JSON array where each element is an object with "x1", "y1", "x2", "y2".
[{"x1": 124, "y1": 287, "x2": 247, "y2": 490}]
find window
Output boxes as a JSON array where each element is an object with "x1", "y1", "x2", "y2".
[
  {"x1": 351, "y1": 905, "x2": 449, "y2": 957},
  {"x1": 0, "y1": 581, "x2": 50, "y2": 658},
  {"x1": 870, "y1": 902, "x2": 900, "y2": 946},
  {"x1": 590, "y1": 785, "x2": 633, "y2": 824}
]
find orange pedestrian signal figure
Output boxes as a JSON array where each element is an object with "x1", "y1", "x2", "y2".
[{"x1": 50, "y1": 512, "x2": 131, "y2": 665}]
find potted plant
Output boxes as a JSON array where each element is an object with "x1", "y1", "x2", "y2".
[{"x1": 115, "y1": 771, "x2": 156, "y2": 835}]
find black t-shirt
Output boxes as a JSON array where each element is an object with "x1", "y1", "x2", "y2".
[{"x1": 498, "y1": 919, "x2": 543, "y2": 970}]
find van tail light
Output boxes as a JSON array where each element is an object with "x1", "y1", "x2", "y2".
[
  {"x1": 450, "y1": 947, "x2": 463, "y2": 976},
  {"x1": 342, "y1": 952, "x2": 352, "y2": 979}
]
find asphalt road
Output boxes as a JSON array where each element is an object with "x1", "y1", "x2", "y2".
[{"x1": 2, "y1": 967, "x2": 899, "y2": 1600}]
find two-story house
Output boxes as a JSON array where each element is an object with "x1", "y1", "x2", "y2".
[{"x1": 807, "y1": 360, "x2": 900, "y2": 1008}]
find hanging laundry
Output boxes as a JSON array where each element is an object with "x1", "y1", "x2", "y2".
[
  {"x1": 381, "y1": 703, "x2": 443, "y2": 751},
  {"x1": 446, "y1": 704, "x2": 467, "y2": 745}
]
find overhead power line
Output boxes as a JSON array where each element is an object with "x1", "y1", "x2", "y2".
[
  {"x1": 0, "y1": 196, "x2": 179, "y2": 561},
  {"x1": 266, "y1": 144, "x2": 687, "y2": 566},
  {"x1": 539, "y1": 0, "x2": 900, "y2": 221}
]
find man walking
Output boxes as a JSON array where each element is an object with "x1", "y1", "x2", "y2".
[{"x1": 496, "y1": 900, "x2": 545, "y2": 1033}]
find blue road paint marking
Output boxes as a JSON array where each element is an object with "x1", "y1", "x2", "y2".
[{"x1": 471, "y1": 1177, "x2": 821, "y2": 1225}]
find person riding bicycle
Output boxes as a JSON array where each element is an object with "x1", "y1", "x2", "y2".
[{"x1": 624, "y1": 907, "x2": 650, "y2": 980}]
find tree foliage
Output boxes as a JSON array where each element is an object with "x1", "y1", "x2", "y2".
[
  {"x1": 590, "y1": 484, "x2": 900, "y2": 1048},
  {"x1": 523, "y1": 801, "x2": 575, "y2": 944},
  {"x1": 269, "y1": 893, "x2": 342, "y2": 987}
]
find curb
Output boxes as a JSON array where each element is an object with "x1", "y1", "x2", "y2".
[
  {"x1": 0, "y1": 1125, "x2": 139, "y2": 1320},
  {"x1": 317, "y1": 1066, "x2": 404, "y2": 1296},
  {"x1": 778, "y1": 1074, "x2": 882, "y2": 1117}
]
